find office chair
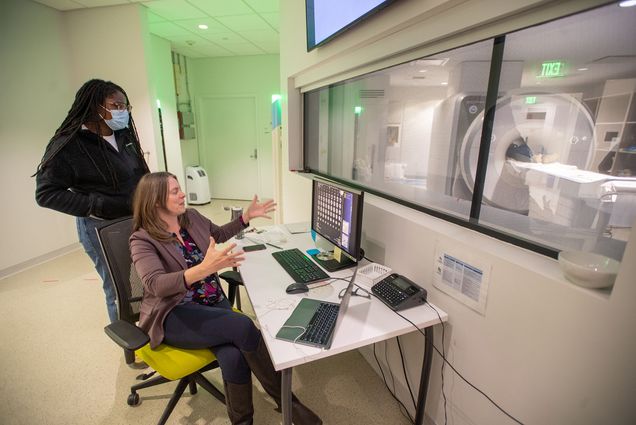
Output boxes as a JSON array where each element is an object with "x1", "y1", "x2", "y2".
[{"x1": 97, "y1": 217, "x2": 244, "y2": 425}]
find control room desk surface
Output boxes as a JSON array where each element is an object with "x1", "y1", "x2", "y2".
[{"x1": 235, "y1": 225, "x2": 448, "y2": 425}]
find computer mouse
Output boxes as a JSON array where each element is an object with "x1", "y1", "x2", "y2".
[{"x1": 285, "y1": 282, "x2": 309, "y2": 294}]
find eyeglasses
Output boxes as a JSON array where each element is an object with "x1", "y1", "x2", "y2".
[
  {"x1": 338, "y1": 285, "x2": 371, "y2": 299},
  {"x1": 101, "y1": 102, "x2": 132, "y2": 112}
]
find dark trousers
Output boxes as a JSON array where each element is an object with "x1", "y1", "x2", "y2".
[{"x1": 163, "y1": 299, "x2": 261, "y2": 384}]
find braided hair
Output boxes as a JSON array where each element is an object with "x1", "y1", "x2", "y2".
[{"x1": 34, "y1": 79, "x2": 149, "y2": 186}]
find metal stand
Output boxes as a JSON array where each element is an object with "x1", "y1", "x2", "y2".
[
  {"x1": 281, "y1": 368, "x2": 293, "y2": 425},
  {"x1": 415, "y1": 327, "x2": 434, "y2": 425}
]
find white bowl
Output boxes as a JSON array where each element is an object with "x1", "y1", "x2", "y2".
[{"x1": 558, "y1": 251, "x2": 620, "y2": 289}]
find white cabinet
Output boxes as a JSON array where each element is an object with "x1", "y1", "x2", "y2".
[{"x1": 593, "y1": 79, "x2": 636, "y2": 176}]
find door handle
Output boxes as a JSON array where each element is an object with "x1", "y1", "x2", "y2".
[{"x1": 250, "y1": 149, "x2": 258, "y2": 159}]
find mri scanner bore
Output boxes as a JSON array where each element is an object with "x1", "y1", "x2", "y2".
[{"x1": 458, "y1": 92, "x2": 596, "y2": 216}]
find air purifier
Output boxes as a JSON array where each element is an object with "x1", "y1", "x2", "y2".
[{"x1": 185, "y1": 165, "x2": 211, "y2": 205}]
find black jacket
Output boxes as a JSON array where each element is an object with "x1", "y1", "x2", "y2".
[{"x1": 35, "y1": 129, "x2": 147, "y2": 219}]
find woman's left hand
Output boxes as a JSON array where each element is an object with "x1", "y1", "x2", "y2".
[{"x1": 243, "y1": 195, "x2": 276, "y2": 224}]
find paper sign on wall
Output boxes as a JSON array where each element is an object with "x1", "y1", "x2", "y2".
[{"x1": 433, "y1": 241, "x2": 491, "y2": 315}]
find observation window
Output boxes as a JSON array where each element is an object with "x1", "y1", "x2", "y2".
[{"x1": 303, "y1": 2, "x2": 636, "y2": 261}]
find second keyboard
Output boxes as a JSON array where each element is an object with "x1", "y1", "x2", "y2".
[{"x1": 272, "y1": 248, "x2": 329, "y2": 284}]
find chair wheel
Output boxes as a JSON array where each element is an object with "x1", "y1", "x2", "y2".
[{"x1": 127, "y1": 392, "x2": 140, "y2": 406}]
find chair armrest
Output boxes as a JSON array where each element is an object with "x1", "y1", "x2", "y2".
[
  {"x1": 219, "y1": 270, "x2": 243, "y2": 286},
  {"x1": 104, "y1": 320, "x2": 150, "y2": 351}
]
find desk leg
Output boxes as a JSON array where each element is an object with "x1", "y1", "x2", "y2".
[
  {"x1": 415, "y1": 327, "x2": 433, "y2": 425},
  {"x1": 281, "y1": 368, "x2": 293, "y2": 425}
]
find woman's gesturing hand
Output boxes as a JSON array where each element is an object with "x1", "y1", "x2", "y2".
[
  {"x1": 184, "y1": 237, "x2": 245, "y2": 286},
  {"x1": 242, "y1": 195, "x2": 277, "y2": 224},
  {"x1": 202, "y1": 237, "x2": 245, "y2": 271}
]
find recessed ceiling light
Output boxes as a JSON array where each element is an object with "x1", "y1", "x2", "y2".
[
  {"x1": 577, "y1": 67, "x2": 589, "y2": 71},
  {"x1": 619, "y1": 1, "x2": 636, "y2": 7},
  {"x1": 198, "y1": 24, "x2": 208, "y2": 30},
  {"x1": 441, "y1": 82, "x2": 448, "y2": 85},
  {"x1": 418, "y1": 69, "x2": 427, "y2": 73}
]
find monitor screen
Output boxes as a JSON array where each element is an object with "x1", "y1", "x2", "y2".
[
  {"x1": 311, "y1": 179, "x2": 364, "y2": 260},
  {"x1": 306, "y1": 0, "x2": 397, "y2": 51}
]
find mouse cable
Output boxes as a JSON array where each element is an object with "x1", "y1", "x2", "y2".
[
  {"x1": 389, "y1": 298, "x2": 525, "y2": 425},
  {"x1": 279, "y1": 325, "x2": 308, "y2": 344},
  {"x1": 373, "y1": 341, "x2": 415, "y2": 424}
]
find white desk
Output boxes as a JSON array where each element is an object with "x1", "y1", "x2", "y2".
[{"x1": 236, "y1": 226, "x2": 448, "y2": 425}]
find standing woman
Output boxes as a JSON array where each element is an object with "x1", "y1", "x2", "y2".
[
  {"x1": 130, "y1": 172, "x2": 322, "y2": 425},
  {"x1": 35, "y1": 79, "x2": 149, "y2": 323}
]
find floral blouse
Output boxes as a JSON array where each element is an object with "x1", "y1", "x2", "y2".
[{"x1": 175, "y1": 228, "x2": 224, "y2": 305}]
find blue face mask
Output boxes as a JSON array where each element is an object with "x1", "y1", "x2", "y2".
[{"x1": 100, "y1": 108, "x2": 129, "y2": 131}]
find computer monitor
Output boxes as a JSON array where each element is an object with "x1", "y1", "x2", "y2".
[{"x1": 311, "y1": 178, "x2": 364, "y2": 269}]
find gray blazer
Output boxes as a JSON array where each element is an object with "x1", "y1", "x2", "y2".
[{"x1": 129, "y1": 208, "x2": 244, "y2": 348}]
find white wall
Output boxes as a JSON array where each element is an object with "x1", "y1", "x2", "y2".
[
  {"x1": 64, "y1": 4, "x2": 161, "y2": 172},
  {"x1": 279, "y1": 0, "x2": 635, "y2": 424},
  {"x1": 0, "y1": 1, "x2": 174, "y2": 276},
  {"x1": 0, "y1": 0, "x2": 78, "y2": 275}
]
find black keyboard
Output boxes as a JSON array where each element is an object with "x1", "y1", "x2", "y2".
[
  {"x1": 299, "y1": 302, "x2": 340, "y2": 346},
  {"x1": 272, "y1": 248, "x2": 329, "y2": 284}
]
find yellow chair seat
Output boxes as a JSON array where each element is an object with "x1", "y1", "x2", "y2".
[
  {"x1": 135, "y1": 309, "x2": 241, "y2": 381},
  {"x1": 136, "y1": 344, "x2": 216, "y2": 381}
]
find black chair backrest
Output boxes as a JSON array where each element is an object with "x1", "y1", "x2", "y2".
[{"x1": 97, "y1": 217, "x2": 143, "y2": 324}]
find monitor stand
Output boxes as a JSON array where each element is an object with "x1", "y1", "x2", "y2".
[{"x1": 311, "y1": 251, "x2": 356, "y2": 272}]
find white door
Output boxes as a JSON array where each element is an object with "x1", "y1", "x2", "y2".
[{"x1": 199, "y1": 96, "x2": 259, "y2": 200}]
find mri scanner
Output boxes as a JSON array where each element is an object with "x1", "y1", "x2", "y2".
[{"x1": 429, "y1": 90, "x2": 636, "y2": 232}]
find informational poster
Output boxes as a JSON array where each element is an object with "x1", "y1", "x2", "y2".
[{"x1": 433, "y1": 241, "x2": 491, "y2": 315}]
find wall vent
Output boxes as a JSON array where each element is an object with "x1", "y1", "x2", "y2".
[{"x1": 359, "y1": 89, "x2": 385, "y2": 98}]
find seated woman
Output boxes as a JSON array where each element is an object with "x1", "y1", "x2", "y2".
[{"x1": 130, "y1": 172, "x2": 322, "y2": 425}]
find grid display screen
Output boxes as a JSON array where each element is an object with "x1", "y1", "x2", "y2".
[{"x1": 311, "y1": 179, "x2": 363, "y2": 259}]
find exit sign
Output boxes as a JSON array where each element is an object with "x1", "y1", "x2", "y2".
[{"x1": 539, "y1": 61, "x2": 566, "y2": 78}]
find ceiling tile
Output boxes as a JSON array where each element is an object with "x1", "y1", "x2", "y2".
[
  {"x1": 259, "y1": 12, "x2": 279, "y2": 30},
  {"x1": 242, "y1": 0, "x2": 278, "y2": 13},
  {"x1": 160, "y1": 33, "x2": 210, "y2": 47},
  {"x1": 31, "y1": 0, "x2": 87, "y2": 10},
  {"x1": 216, "y1": 14, "x2": 271, "y2": 32},
  {"x1": 240, "y1": 29, "x2": 279, "y2": 45},
  {"x1": 32, "y1": 0, "x2": 280, "y2": 59},
  {"x1": 198, "y1": 31, "x2": 246, "y2": 44},
  {"x1": 186, "y1": 0, "x2": 252, "y2": 17},
  {"x1": 222, "y1": 42, "x2": 266, "y2": 56},
  {"x1": 149, "y1": 21, "x2": 196, "y2": 37},
  {"x1": 142, "y1": 0, "x2": 207, "y2": 20},
  {"x1": 190, "y1": 43, "x2": 235, "y2": 57},
  {"x1": 172, "y1": 18, "x2": 228, "y2": 34}
]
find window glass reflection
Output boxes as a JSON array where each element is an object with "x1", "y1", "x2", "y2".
[
  {"x1": 303, "y1": 2, "x2": 635, "y2": 261},
  {"x1": 477, "y1": 2, "x2": 636, "y2": 260},
  {"x1": 304, "y1": 40, "x2": 495, "y2": 220}
]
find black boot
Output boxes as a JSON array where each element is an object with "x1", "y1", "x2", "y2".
[
  {"x1": 223, "y1": 380, "x2": 254, "y2": 425},
  {"x1": 242, "y1": 338, "x2": 323, "y2": 425}
]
